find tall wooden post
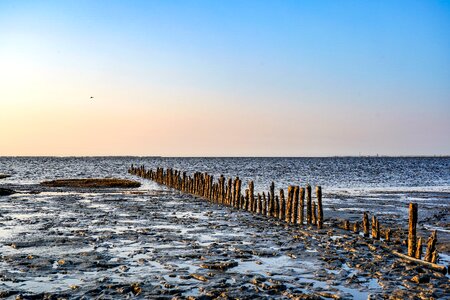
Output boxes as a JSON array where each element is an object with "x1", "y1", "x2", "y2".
[
  {"x1": 292, "y1": 186, "x2": 299, "y2": 224},
  {"x1": 408, "y1": 203, "x2": 418, "y2": 257},
  {"x1": 298, "y1": 187, "x2": 305, "y2": 225},
  {"x1": 270, "y1": 182, "x2": 275, "y2": 217},
  {"x1": 279, "y1": 189, "x2": 285, "y2": 221},
  {"x1": 306, "y1": 185, "x2": 312, "y2": 224},
  {"x1": 316, "y1": 186, "x2": 323, "y2": 229},
  {"x1": 286, "y1": 186, "x2": 293, "y2": 223}
]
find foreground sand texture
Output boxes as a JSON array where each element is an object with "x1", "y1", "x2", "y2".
[{"x1": 0, "y1": 184, "x2": 448, "y2": 299}]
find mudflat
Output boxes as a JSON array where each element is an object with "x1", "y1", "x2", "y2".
[{"x1": 40, "y1": 178, "x2": 141, "y2": 188}]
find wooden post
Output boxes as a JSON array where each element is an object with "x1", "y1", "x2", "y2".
[
  {"x1": 292, "y1": 186, "x2": 299, "y2": 224},
  {"x1": 363, "y1": 212, "x2": 369, "y2": 237},
  {"x1": 227, "y1": 178, "x2": 232, "y2": 206},
  {"x1": 262, "y1": 192, "x2": 267, "y2": 216},
  {"x1": 424, "y1": 230, "x2": 437, "y2": 262},
  {"x1": 257, "y1": 193, "x2": 262, "y2": 214},
  {"x1": 249, "y1": 181, "x2": 255, "y2": 212},
  {"x1": 274, "y1": 196, "x2": 279, "y2": 219},
  {"x1": 306, "y1": 185, "x2": 312, "y2": 224},
  {"x1": 316, "y1": 186, "x2": 323, "y2": 229},
  {"x1": 353, "y1": 221, "x2": 359, "y2": 233},
  {"x1": 431, "y1": 250, "x2": 438, "y2": 264},
  {"x1": 286, "y1": 186, "x2": 293, "y2": 223},
  {"x1": 244, "y1": 189, "x2": 250, "y2": 210},
  {"x1": 385, "y1": 228, "x2": 391, "y2": 242},
  {"x1": 298, "y1": 187, "x2": 305, "y2": 225},
  {"x1": 312, "y1": 202, "x2": 317, "y2": 226},
  {"x1": 270, "y1": 182, "x2": 275, "y2": 217},
  {"x1": 344, "y1": 220, "x2": 350, "y2": 231},
  {"x1": 415, "y1": 237, "x2": 422, "y2": 259},
  {"x1": 371, "y1": 216, "x2": 380, "y2": 240},
  {"x1": 408, "y1": 203, "x2": 418, "y2": 257},
  {"x1": 279, "y1": 189, "x2": 285, "y2": 220}
]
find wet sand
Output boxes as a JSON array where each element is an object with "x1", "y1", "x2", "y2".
[{"x1": 0, "y1": 184, "x2": 449, "y2": 299}]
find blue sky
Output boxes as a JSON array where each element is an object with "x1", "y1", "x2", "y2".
[{"x1": 0, "y1": 1, "x2": 449, "y2": 155}]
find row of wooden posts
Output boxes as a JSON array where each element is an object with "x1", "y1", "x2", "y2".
[
  {"x1": 128, "y1": 165, "x2": 324, "y2": 228},
  {"x1": 339, "y1": 202, "x2": 439, "y2": 264},
  {"x1": 128, "y1": 165, "x2": 442, "y2": 271}
]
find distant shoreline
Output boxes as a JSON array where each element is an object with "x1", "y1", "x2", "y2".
[{"x1": 0, "y1": 155, "x2": 449, "y2": 158}]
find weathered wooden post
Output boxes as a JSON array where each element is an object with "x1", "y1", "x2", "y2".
[
  {"x1": 262, "y1": 192, "x2": 267, "y2": 216},
  {"x1": 249, "y1": 181, "x2": 255, "y2": 212},
  {"x1": 344, "y1": 220, "x2": 350, "y2": 231},
  {"x1": 424, "y1": 230, "x2": 437, "y2": 262},
  {"x1": 244, "y1": 189, "x2": 249, "y2": 210},
  {"x1": 292, "y1": 186, "x2": 299, "y2": 224},
  {"x1": 270, "y1": 182, "x2": 275, "y2": 217},
  {"x1": 274, "y1": 196, "x2": 280, "y2": 219},
  {"x1": 312, "y1": 202, "x2": 317, "y2": 226},
  {"x1": 408, "y1": 203, "x2": 418, "y2": 257},
  {"x1": 298, "y1": 187, "x2": 305, "y2": 225},
  {"x1": 236, "y1": 179, "x2": 242, "y2": 209},
  {"x1": 286, "y1": 186, "x2": 293, "y2": 223},
  {"x1": 372, "y1": 216, "x2": 380, "y2": 240},
  {"x1": 363, "y1": 212, "x2": 369, "y2": 237},
  {"x1": 226, "y1": 178, "x2": 232, "y2": 206},
  {"x1": 279, "y1": 189, "x2": 285, "y2": 221},
  {"x1": 316, "y1": 186, "x2": 323, "y2": 229},
  {"x1": 257, "y1": 193, "x2": 262, "y2": 214},
  {"x1": 353, "y1": 221, "x2": 359, "y2": 233},
  {"x1": 385, "y1": 228, "x2": 391, "y2": 242},
  {"x1": 415, "y1": 237, "x2": 422, "y2": 259},
  {"x1": 306, "y1": 185, "x2": 312, "y2": 224}
]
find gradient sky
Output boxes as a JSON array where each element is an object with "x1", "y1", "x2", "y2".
[{"x1": 1, "y1": 1, "x2": 449, "y2": 156}]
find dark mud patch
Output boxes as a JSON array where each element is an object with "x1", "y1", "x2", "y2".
[
  {"x1": 40, "y1": 178, "x2": 141, "y2": 188},
  {"x1": 0, "y1": 188, "x2": 15, "y2": 196}
]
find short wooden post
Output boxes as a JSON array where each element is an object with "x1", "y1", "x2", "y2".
[
  {"x1": 292, "y1": 186, "x2": 299, "y2": 224},
  {"x1": 363, "y1": 212, "x2": 369, "y2": 237},
  {"x1": 274, "y1": 196, "x2": 280, "y2": 218},
  {"x1": 312, "y1": 202, "x2": 317, "y2": 226},
  {"x1": 385, "y1": 228, "x2": 391, "y2": 242},
  {"x1": 249, "y1": 181, "x2": 255, "y2": 212},
  {"x1": 286, "y1": 186, "x2": 293, "y2": 223},
  {"x1": 372, "y1": 216, "x2": 379, "y2": 240},
  {"x1": 353, "y1": 222, "x2": 359, "y2": 233},
  {"x1": 408, "y1": 203, "x2": 418, "y2": 257},
  {"x1": 270, "y1": 182, "x2": 275, "y2": 217},
  {"x1": 316, "y1": 186, "x2": 323, "y2": 229},
  {"x1": 244, "y1": 189, "x2": 250, "y2": 210},
  {"x1": 257, "y1": 193, "x2": 262, "y2": 214},
  {"x1": 279, "y1": 189, "x2": 285, "y2": 220},
  {"x1": 306, "y1": 185, "x2": 312, "y2": 224},
  {"x1": 298, "y1": 187, "x2": 305, "y2": 225},
  {"x1": 424, "y1": 230, "x2": 437, "y2": 262},
  {"x1": 415, "y1": 237, "x2": 422, "y2": 259},
  {"x1": 262, "y1": 192, "x2": 267, "y2": 216},
  {"x1": 344, "y1": 220, "x2": 350, "y2": 231}
]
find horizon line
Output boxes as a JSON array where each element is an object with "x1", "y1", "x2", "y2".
[{"x1": 1, "y1": 155, "x2": 449, "y2": 158}]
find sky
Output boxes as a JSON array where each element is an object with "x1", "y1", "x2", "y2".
[{"x1": 0, "y1": 0, "x2": 449, "y2": 156}]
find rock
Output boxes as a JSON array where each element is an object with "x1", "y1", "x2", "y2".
[
  {"x1": 199, "y1": 260, "x2": 238, "y2": 271},
  {"x1": 0, "y1": 188, "x2": 15, "y2": 196},
  {"x1": 411, "y1": 274, "x2": 431, "y2": 284}
]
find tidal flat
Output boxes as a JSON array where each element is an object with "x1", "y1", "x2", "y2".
[{"x1": 0, "y1": 183, "x2": 448, "y2": 299}]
